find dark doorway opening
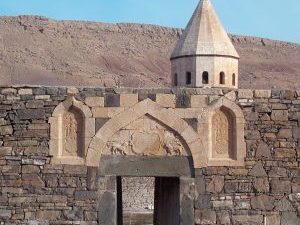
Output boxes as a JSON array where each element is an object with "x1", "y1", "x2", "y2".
[{"x1": 119, "y1": 177, "x2": 180, "y2": 225}]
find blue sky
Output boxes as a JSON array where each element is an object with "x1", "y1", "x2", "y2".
[{"x1": 0, "y1": 0, "x2": 299, "y2": 43}]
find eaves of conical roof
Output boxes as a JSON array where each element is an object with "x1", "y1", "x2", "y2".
[{"x1": 171, "y1": 0, "x2": 239, "y2": 59}]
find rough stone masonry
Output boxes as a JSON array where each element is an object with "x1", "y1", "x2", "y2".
[{"x1": 0, "y1": 86, "x2": 299, "y2": 225}]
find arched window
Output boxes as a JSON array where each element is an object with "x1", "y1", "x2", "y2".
[
  {"x1": 202, "y1": 71, "x2": 209, "y2": 84},
  {"x1": 220, "y1": 72, "x2": 225, "y2": 85},
  {"x1": 186, "y1": 72, "x2": 192, "y2": 85},
  {"x1": 232, "y1": 73, "x2": 236, "y2": 86},
  {"x1": 174, "y1": 73, "x2": 178, "y2": 86}
]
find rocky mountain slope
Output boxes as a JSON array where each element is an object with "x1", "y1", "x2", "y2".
[{"x1": 0, "y1": 16, "x2": 299, "y2": 89}]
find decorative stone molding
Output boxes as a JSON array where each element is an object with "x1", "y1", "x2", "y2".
[
  {"x1": 86, "y1": 99, "x2": 205, "y2": 168},
  {"x1": 198, "y1": 97, "x2": 246, "y2": 167},
  {"x1": 49, "y1": 97, "x2": 95, "y2": 165}
]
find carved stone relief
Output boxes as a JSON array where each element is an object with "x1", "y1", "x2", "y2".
[
  {"x1": 63, "y1": 106, "x2": 84, "y2": 158},
  {"x1": 212, "y1": 108, "x2": 234, "y2": 159},
  {"x1": 105, "y1": 115, "x2": 187, "y2": 156},
  {"x1": 49, "y1": 97, "x2": 95, "y2": 165}
]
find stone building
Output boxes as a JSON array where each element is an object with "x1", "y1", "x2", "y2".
[
  {"x1": 0, "y1": 0, "x2": 299, "y2": 225},
  {"x1": 171, "y1": 0, "x2": 239, "y2": 88}
]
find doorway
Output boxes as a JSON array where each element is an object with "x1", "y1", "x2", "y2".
[
  {"x1": 97, "y1": 155, "x2": 194, "y2": 225},
  {"x1": 119, "y1": 177, "x2": 180, "y2": 225}
]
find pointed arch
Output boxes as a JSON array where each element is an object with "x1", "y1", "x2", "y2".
[
  {"x1": 86, "y1": 99, "x2": 205, "y2": 168},
  {"x1": 49, "y1": 97, "x2": 95, "y2": 165},
  {"x1": 198, "y1": 97, "x2": 246, "y2": 167}
]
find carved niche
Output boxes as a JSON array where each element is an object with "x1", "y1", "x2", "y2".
[
  {"x1": 198, "y1": 97, "x2": 246, "y2": 167},
  {"x1": 63, "y1": 106, "x2": 84, "y2": 158},
  {"x1": 104, "y1": 114, "x2": 188, "y2": 157},
  {"x1": 49, "y1": 97, "x2": 95, "y2": 165},
  {"x1": 212, "y1": 108, "x2": 234, "y2": 159}
]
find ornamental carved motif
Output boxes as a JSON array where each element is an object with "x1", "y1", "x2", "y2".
[
  {"x1": 212, "y1": 108, "x2": 233, "y2": 158},
  {"x1": 63, "y1": 107, "x2": 84, "y2": 157},
  {"x1": 105, "y1": 115, "x2": 187, "y2": 156}
]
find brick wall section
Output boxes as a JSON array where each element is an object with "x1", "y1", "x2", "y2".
[{"x1": 0, "y1": 86, "x2": 299, "y2": 224}]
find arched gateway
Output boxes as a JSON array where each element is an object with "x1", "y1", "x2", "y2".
[{"x1": 86, "y1": 99, "x2": 198, "y2": 225}]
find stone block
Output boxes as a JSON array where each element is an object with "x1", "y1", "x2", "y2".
[
  {"x1": 232, "y1": 215, "x2": 263, "y2": 224},
  {"x1": 0, "y1": 125, "x2": 13, "y2": 135},
  {"x1": 248, "y1": 161, "x2": 267, "y2": 177},
  {"x1": 274, "y1": 148, "x2": 296, "y2": 158},
  {"x1": 292, "y1": 127, "x2": 300, "y2": 139},
  {"x1": 250, "y1": 195, "x2": 275, "y2": 210},
  {"x1": 274, "y1": 197, "x2": 295, "y2": 212},
  {"x1": 206, "y1": 176, "x2": 224, "y2": 193},
  {"x1": 85, "y1": 97, "x2": 104, "y2": 107},
  {"x1": 212, "y1": 200, "x2": 233, "y2": 209},
  {"x1": 255, "y1": 142, "x2": 271, "y2": 159},
  {"x1": 22, "y1": 165, "x2": 40, "y2": 174},
  {"x1": 254, "y1": 178, "x2": 270, "y2": 193},
  {"x1": 156, "y1": 94, "x2": 176, "y2": 108},
  {"x1": 18, "y1": 88, "x2": 33, "y2": 95},
  {"x1": 245, "y1": 130, "x2": 260, "y2": 140},
  {"x1": 0, "y1": 147, "x2": 13, "y2": 156},
  {"x1": 36, "y1": 210, "x2": 61, "y2": 220},
  {"x1": 195, "y1": 195, "x2": 212, "y2": 209},
  {"x1": 266, "y1": 215, "x2": 280, "y2": 225},
  {"x1": 75, "y1": 191, "x2": 97, "y2": 200},
  {"x1": 268, "y1": 167, "x2": 288, "y2": 178},
  {"x1": 17, "y1": 109, "x2": 45, "y2": 120},
  {"x1": 254, "y1": 90, "x2": 271, "y2": 98},
  {"x1": 0, "y1": 210, "x2": 12, "y2": 219},
  {"x1": 105, "y1": 93, "x2": 120, "y2": 107},
  {"x1": 195, "y1": 176, "x2": 206, "y2": 196},
  {"x1": 238, "y1": 89, "x2": 253, "y2": 99},
  {"x1": 277, "y1": 128, "x2": 293, "y2": 139},
  {"x1": 176, "y1": 93, "x2": 191, "y2": 108},
  {"x1": 26, "y1": 100, "x2": 44, "y2": 108},
  {"x1": 195, "y1": 209, "x2": 216, "y2": 225},
  {"x1": 191, "y1": 95, "x2": 207, "y2": 108},
  {"x1": 120, "y1": 94, "x2": 138, "y2": 107},
  {"x1": 224, "y1": 90, "x2": 236, "y2": 101},
  {"x1": 67, "y1": 87, "x2": 79, "y2": 94},
  {"x1": 217, "y1": 212, "x2": 231, "y2": 225},
  {"x1": 271, "y1": 180, "x2": 291, "y2": 194},
  {"x1": 281, "y1": 90, "x2": 295, "y2": 99},
  {"x1": 22, "y1": 174, "x2": 45, "y2": 188},
  {"x1": 271, "y1": 110, "x2": 289, "y2": 121},
  {"x1": 281, "y1": 212, "x2": 300, "y2": 225},
  {"x1": 35, "y1": 95, "x2": 50, "y2": 100}
]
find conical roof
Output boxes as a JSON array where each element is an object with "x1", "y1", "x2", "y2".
[{"x1": 171, "y1": 0, "x2": 239, "y2": 59}]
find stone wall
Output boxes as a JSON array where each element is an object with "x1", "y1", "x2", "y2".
[
  {"x1": 122, "y1": 177, "x2": 154, "y2": 211},
  {"x1": 0, "y1": 86, "x2": 299, "y2": 225}
]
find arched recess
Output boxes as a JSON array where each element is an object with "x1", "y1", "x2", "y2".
[
  {"x1": 198, "y1": 97, "x2": 246, "y2": 167},
  {"x1": 86, "y1": 99, "x2": 205, "y2": 168},
  {"x1": 49, "y1": 97, "x2": 95, "y2": 165}
]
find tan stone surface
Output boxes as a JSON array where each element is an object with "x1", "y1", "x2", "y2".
[
  {"x1": 49, "y1": 97, "x2": 94, "y2": 165},
  {"x1": 156, "y1": 94, "x2": 176, "y2": 108},
  {"x1": 191, "y1": 95, "x2": 207, "y2": 108},
  {"x1": 120, "y1": 94, "x2": 138, "y2": 107},
  {"x1": 85, "y1": 97, "x2": 104, "y2": 107},
  {"x1": 171, "y1": 0, "x2": 239, "y2": 88}
]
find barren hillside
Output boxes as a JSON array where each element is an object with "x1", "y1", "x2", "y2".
[{"x1": 0, "y1": 16, "x2": 299, "y2": 89}]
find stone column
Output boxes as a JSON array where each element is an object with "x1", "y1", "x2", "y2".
[
  {"x1": 180, "y1": 177, "x2": 195, "y2": 225},
  {"x1": 97, "y1": 176, "x2": 119, "y2": 225}
]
